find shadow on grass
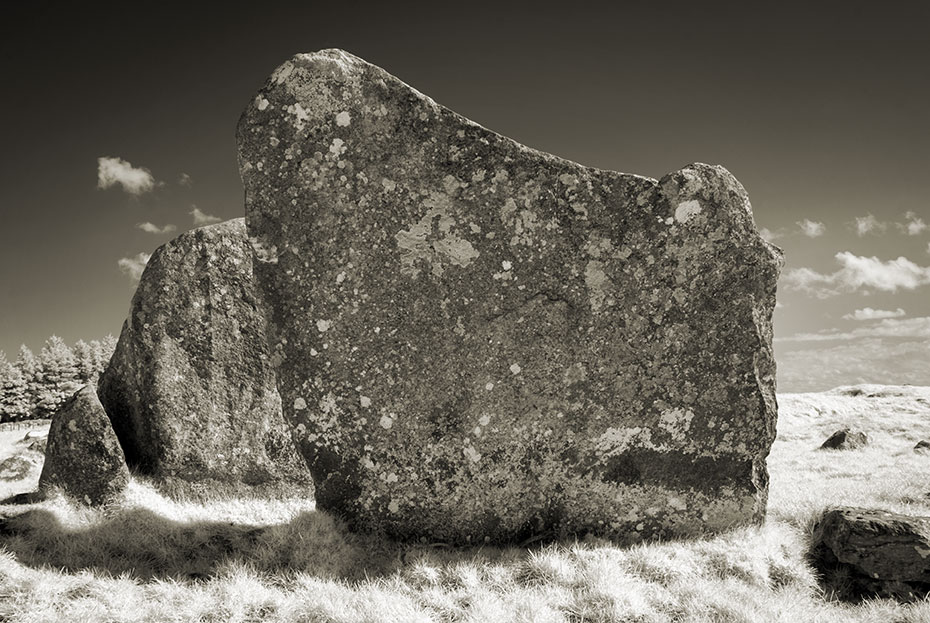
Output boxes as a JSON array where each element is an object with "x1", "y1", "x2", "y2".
[{"x1": 0, "y1": 505, "x2": 408, "y2": 582}]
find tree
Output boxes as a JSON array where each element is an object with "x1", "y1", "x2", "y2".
[
  {"x1": 35, "y1": 336, "x2": 80, "y2": 418},
  {"x1": 3, "y1": 348, "x2": 34, "y2": 421},
  {"x1": 16, "y1": 345, "x2": 40, "y2": 417},
  {"x1": 73, "y1": 339, "x2": 96, "y2": 382}
]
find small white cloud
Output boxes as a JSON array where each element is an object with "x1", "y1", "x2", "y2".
[
  {"x1": 178, "y1": 173, "x2": 192, "y2": 187},
  {"x1": 117, "y1": 252, "x2": 151, "y2": 284},
  {"x1": 784, "y1": 252, "x2": 930, "y2": 297},
  {"x1": 898, "y1": 211, "x2": 927, "y2": 236},
  {"x1": 759, "y1": 227, "x2": 781, "y2": 242},
  {"x1": 841, "y1": 307, "x2": 906, "y2": 321},
  {"x1": 136, "y1": 222, "x2": 177, "y2": 235},
  {"x1": 797, "y1": 219, "x2": 825, "y2": 238},
  {"x1": 777, "y1": 316, "x2": 930, "y2": 342},
  {"x1": 852, "y1": 214, "x2": 886, "y2": 236},
  {"x1": 97, "y1": 157, "x2": 156, "y2": 195},
  {"x1": 190, "y1": 206, "x2": 222, "y2": 226}
]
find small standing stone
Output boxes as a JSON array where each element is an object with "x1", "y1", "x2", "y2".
[{"x1": 39, "y1": 385, "x2": 129, "y2": 505}]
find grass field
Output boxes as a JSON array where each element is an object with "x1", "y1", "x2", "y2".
[{"x1": 1, "y1": 385, "x2": 929, "y2": 622}]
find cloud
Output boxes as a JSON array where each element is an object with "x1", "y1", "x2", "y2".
[
  {"x1": 852, "y1": 214, "x2": 886, "y2": 236},
  {"x1": 190, "y1": 206, "x2": 222, "y2": 226},
  {"x1": 178, "y1": 173, "x2": 192, "y2": 187},
  {"x1": 117, "y1": 252, "x2": 151, "y2": 283},
  {"x1": 759, "y1": 227, "x2": 781, "y2": 242},
  {"x1": 776, "y1": 337, "x2": 930, "y2": 392},
  {"x1": 136, "y1": 222, "x2": 177, "y2": 235},
  {"x1": 784, "y1": 252, "x2": 930, "y2": 297},
  {"x1": 842, "y1": 307, "x2": 906, "y2": 321},
  {"x1": 97, "y1": 157, "x2": 156, "y2": 195},
  {"x1": 898, "y1": 211, "x2": 927, "y2": 236},
  {"x1": 797, "y1": 219, "x2": 825, "y2": 238},
  {"x1": 777, "y1": 316, "x2": 930, "y2": 342}
]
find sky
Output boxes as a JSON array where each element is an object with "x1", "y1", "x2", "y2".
[{"x1": 1, "y1": 1, "x2": 928, "y2": 392}]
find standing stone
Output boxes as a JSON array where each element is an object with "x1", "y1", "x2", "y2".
[
  {"x1": 39, "y1": 385, "x2": 129, "y2": 505},
  {"x1": 98, "y1": 219, "x2": 310, "y2": 493},
  {"x1": 238, "y1": 49, "x2": 783, "y2": 543}
]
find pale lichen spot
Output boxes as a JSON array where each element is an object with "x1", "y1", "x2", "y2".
[
  {"x1": 479, "y1": 415, "x2": 490, "y2": 426},
  {"x1": 675, "y1": 199, "x2": 702, "y2": 223},
  {"x1": 293, "y1": 397, "x2": 307, "y2": 410},
  {"x1": 388, "y1": 499, "x2": 400, "y2": 513},
  {"x1": 502, "y1": 260, "x2": 512, "y2": 270},
  {"x1": 335, "y1": 111, "x2": 351, "y2": 126},
  {"x1": 584, "y1": 260, "x2": 610, "y2": 312},
  {"x1": 382, "y1": 178, "x2": 396, "y2": 192},
  {"x1": 379, "y1": 415, "x2": 394, "y2": 429},
  {"x1": 336, "y1": 271, "x2": 346, "y2": 284},
  {"x1": 510, "y1": 363, "x2": 522, "y2": 375},
  {"x1": 329, "y1": 138, "x2": 346, "y2": 157},
  {"x1": 316, "y1": 319, "x2": 332, "y2": 332},
  {"x1": 385, "y1": 472, "x2": 398, "y2": 483},
  {"x1": 67, "y1": 419, "x2": 78, "y2": 433},
  {"x1": 360, "y1": 396, "x2": 372, "y2": 408},
  {"x1": 485, "y1": 382, "x2": 494, "y2": 391},
  {"x1": 255, "y1": 96, "x2": 270, "y2": 111},
  {"x1": 463, "y1": 445, "x2": 481, "y2": 462}
]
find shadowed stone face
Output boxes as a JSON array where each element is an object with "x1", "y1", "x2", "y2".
[{"x1": 238, "y1": 49, "x2": 783, "y2": 544}]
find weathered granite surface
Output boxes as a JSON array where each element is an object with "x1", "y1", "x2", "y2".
[
  {"x1": 238, "y1": 49, "x2": 783, "y2": 543},
  {"x1": 98, "y1": 219, "x2": 311, "y2": 493},
  {"x1": 810, "y1": 507, "x2": 930, "y2": 602},
  {"x1": 39, "y1": 385, "x2": 129, "y2": 505}
]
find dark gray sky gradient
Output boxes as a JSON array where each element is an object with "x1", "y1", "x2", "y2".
[{"x1": 2, "y1": 1, "x2": 928, "y2": 390}]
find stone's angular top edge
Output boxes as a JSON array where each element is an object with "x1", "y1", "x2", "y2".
[
  {"x1": 240, "y1": 48, "x2": 659, "y2": 187},
  {"x1": 242, "y1": 49, "x2": 780, "y2": 257}
]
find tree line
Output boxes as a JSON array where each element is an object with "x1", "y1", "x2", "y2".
[{"x1": 0, "y1": 336, "x2": 118, "y2": 422}]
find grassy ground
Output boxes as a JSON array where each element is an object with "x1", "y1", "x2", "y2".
[{"x1": 0, "y1": 386, "x2": 929, "y2": 622}]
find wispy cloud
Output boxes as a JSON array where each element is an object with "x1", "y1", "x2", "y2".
[
  {"x1": 759, "y1": 227, "x2": 781, "y2": 242},
  {"x1": 852, "y1": 214, "x2": 886, "y2": 236},
  {"x1": 899, "y1": 211, "x2": 927, "y2": 236},
  {"x1": 797, "y1": 219, "x2": 825, "y2": 238},
  {"x1": 190, "y1": 206, "x2": 222, "y2": 226},
  {"x1": 136, "y1": 222, "x2": 177, "y2": 235},
  {"x1": 776, "y1": 337, "x2": 930, "y2": 392},
  {"x1": 841, "y1": 307, "x2": 906, "y2": 321},
  {"x1": 178, "y1": 173, "x2": 192, "y2": 187},
  {"x1": 777, "y1": 316, "x2": 930, "y2": 342},
  {"x1": 784, "y1": 252, "x2": 930, "y2": 297},
  {"x1": 117, "y1": 252, "x2": 151, "y2": 283},
  {"x1": 97, "y1": 157, "x2": 156, "y2": 195}
]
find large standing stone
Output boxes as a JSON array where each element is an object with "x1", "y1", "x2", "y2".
[
  {"x1": 238, "y1": 49, "x2": 783, "y2": 543},
  {"x1": 97, "y1": 219, "x2": 310, "y2": 492},
  {"x1": 39, "y1": 385, "x2": 129, "y2": 505}
]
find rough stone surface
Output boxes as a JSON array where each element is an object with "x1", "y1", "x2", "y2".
[
  {"x1": 238, "y1": 49, "x2": 783, "y2": 544},
  {"x1": 39, "y1": 385, "x2": 129, "y2": 505},
  {"x1": 809, "y1": 507, "x2": 930, "y2": 602},
  {"x1": 98, "y1": 219, "x2": 311, "y2": 492},
  {"x1": 819, "y1": 429, "x2": 869, "y2": 450}
]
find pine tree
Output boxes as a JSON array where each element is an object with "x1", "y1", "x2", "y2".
[
  {"x1": 35, "y1": 336, "x2": 80, "y2": 418},
  {"x1": 4, "y1": 347, "x2": 36, "y2": 421},
  {"x1": 73, "y1": 339, "x2": 96, "y2": 382},
  {"x1": 16, "y1": 345, "x2": 40, "y2": 418}
]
